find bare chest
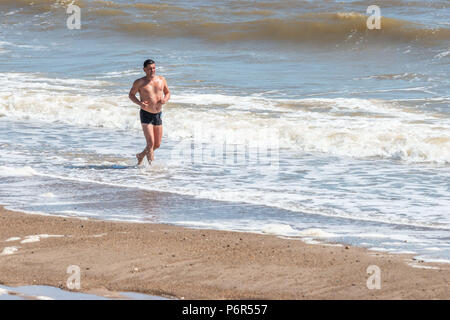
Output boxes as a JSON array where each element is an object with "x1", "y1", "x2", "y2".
[{"x1": 139, "y1": 78, "x2": 164, "y2": 96}]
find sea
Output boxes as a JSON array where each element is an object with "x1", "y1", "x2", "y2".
[{"x1": 0, "y1": 0, "x2": 449, "y2": 263}]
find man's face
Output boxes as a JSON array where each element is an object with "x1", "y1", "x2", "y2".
[{"x1": 144, "y1": 63, "x2": 156, "y2": 76}]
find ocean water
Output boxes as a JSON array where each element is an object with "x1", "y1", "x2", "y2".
[
  {"x1": 0, "y1": 0, "x2": 449, "y2": 263},
  {"x1": 0, "y1": 284, "x2": 172, "y2": 299}
]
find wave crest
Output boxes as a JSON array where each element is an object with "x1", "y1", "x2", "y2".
[
  {"x1": 110, "y1": 12, "x2": 450, "y2": 46},
  {"x1": 1, "y1": 75, "x2": 449, "y2": 164}
]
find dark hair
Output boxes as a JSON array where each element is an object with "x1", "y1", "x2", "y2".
[{"x1": 143, "y1": 59, "x2": 155, "y2": 68}]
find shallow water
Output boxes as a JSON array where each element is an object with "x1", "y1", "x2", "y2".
[{"x1": 0, "y1": 284, "x2": 171, "y2": 300}]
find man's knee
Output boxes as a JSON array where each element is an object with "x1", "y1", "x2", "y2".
[{"x1": 153, "y1": 143, "x2": 160, "y2": 150}]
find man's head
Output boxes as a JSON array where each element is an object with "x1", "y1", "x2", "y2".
[{"x1": 143, "y1": 59, "x2": 156, "y2": 76}]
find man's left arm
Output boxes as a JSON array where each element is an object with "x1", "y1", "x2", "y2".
[{"x1": 162, "y1": 77, "x2": 171, "y2": 104}]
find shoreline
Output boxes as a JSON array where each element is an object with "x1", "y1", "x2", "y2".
[{"x1": 0, "y1": 206, "x2": 448, "y2": 299}]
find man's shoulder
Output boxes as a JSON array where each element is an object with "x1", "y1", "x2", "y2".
[{"x1": 133, "y1": 77, "x2": 146, "y2": 85}]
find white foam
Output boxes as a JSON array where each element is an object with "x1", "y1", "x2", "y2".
[
  {"x1": 59, "y1": 210, "x2": 99, "y2": 217},
  {"x1": 1, "y1": 246, "x2": 19, "y2": 255},
  {"x1": 0, "y1": 91, "x2": 140, "y2": 131},
  {"x1": 5, "y1": 237, "x2": 21, "y2": 242},
  {"x1": 37, "y1": 234, "x2": 64, "y2": 239},
  {"x1": 20, "y1": 236, "x2": 40, "y2": 243},
  {"x1": 380, "y1": 241, "x2": 408, "y2": 246},
  {"x1": 20, "y1": 236, "x2": 41, "y2": 244},
  {"x1": 356, "y1": 233, "x2": 416, "y2": 242},
  {"x1": 424, "y1": 247, "x2": 442, "y2": 251},
  {"x1": 0, "y1": 288, "x2": 9, "y2": 295},
  {"x1": 1, "y1": 74, "x2": 449, "y2": 164},
  {"x1": 20, "y1": 234, "x2": 64, "y2": 244},
  {"x1": 260, "y1": 223, "x2": 298, "y2": 236},
  {"x1": 434, "y1": 48, "x2": 450, "y2": 59},
  {"x1": 39, "y1": 193, "x2": 56, "y2": 198},
  {"x1": 406, "y1": 262, "x2": 440, "y2": 270},
  {"x1": 3, "y1": 206, "x2": 63, "y2": 219},
  {"x1": 260, "y1": 226, "x2": 335, "y2": 240},
  {"x1": 298, "y1": 228, "x2": 336, "y2": 238},
  {"x1": 0, "y1": 72, "x2": 109, "y2": 90},
  {"x1": 0, "y1": 40, "x2": 45, "y2": 50},
  {"x1": 303, "y1": 239, "x2": 322, "y2": 245},
  {"x1": 167, "y1": 97, "x2": 450, "y2": 164},
  {"x1": 319, "y1": 243, "x2": 344, "y2": 247},
  {"x1": 415, "y1": 257, "x2": 450, "y2": 264},
  {"x1": 95, "y1": 69, "x2": 141, "y2": 79},
  {"x1": 35, "y1": 296, "x2": 54, "y2": 300},
  {"x1": 392, "y1": 250, "x2": 417, "y2": 254},
  {"x1": 17, "y1": 169, "x2": 450, "y2": 232}
]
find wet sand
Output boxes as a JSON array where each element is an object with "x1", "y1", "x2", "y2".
[{"x1": 0, "y1": 206, "x2": 448, "y2": 299}]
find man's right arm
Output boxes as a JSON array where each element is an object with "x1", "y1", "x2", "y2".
[{"x1": 128, "y1": 79, "x2": 143, "y2": 108}]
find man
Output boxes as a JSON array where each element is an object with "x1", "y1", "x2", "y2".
[{"x1": 129, "y1": 59, "x2": 170, "y2": 165}]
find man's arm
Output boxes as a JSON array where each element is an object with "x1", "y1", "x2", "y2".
[
  {"x1": 161, "y1": 77, "x2": 171, "y2": 104},
  {"x1": 128, "y1": 79, "x2": 146, "y2": 108}
]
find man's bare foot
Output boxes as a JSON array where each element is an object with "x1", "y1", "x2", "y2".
[
  {"x1": 136, "y1": 153, "x2": 145, "y2": 165},
  {"x1": 146, "y1": 149, "x2": 154, "y2": 164}
]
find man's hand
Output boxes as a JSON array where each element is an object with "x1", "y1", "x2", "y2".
[
  {"x1": 140, "y1": 101, "x2": 151, "y2": 108},
  {"x1": 162, "y1": 77, "x2": 170, "y2": 104}
]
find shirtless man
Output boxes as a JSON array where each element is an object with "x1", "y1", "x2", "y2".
[{"x1": 129, "y1": 59, "x2": 170, "y2": 165}]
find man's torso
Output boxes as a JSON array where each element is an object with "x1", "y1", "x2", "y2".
[{"x1": 138, "y1": 76, "x2": 164, "y2": 113}]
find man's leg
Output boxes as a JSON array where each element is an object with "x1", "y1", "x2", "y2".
[
  {"x1": 137, "y1": 124, "x2": 155, "y2": 164},
  {"x1": 153, "y1": 125, "x2": 163, "y2": 151}
]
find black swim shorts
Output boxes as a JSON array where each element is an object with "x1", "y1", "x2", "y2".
[{"x1": 140, "y1": 109, "x2": 162, "y2": 125}]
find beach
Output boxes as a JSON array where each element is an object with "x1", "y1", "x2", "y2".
[
  {"x1": 0, "y1": 206, "x2": 448, "y2": 300},
  {"x1": 1, "y1": 0, "x2": 450, "y2": 263},
  {"x1": 1, "y1": 0, "x2": 449, "y2": 301}
]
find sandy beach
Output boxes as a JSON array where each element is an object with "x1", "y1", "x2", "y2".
[{"x1": 0, "y1": 206, "x2": 448, "y2": 300}]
